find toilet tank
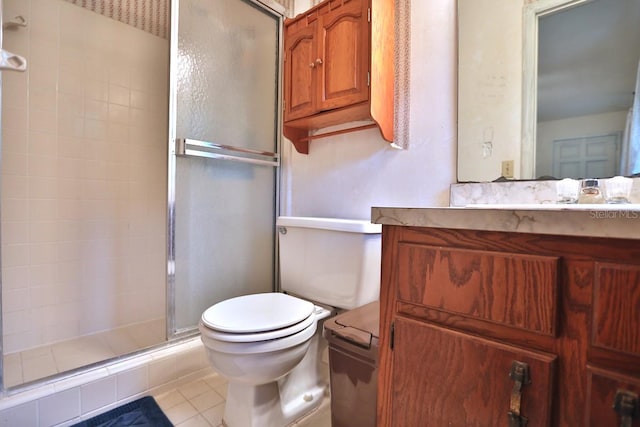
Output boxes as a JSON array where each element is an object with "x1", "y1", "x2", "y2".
[{"x1": 276, "y1": 216, "x2": 382, "y2": 310}]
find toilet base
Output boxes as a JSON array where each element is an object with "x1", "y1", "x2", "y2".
[
  {"x1": 222, "y1": 306, "x2": 332, "y2": 427},
  {"x1": 223, "y1": 381, "x2": 326, "y2": 427}
]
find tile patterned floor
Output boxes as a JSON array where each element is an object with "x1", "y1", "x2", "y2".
[{"x1": 153, "y1": 367, "x2": 331, "y2": 427}]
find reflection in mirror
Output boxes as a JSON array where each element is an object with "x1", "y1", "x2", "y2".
[
  {"x1": 528, "y1": 0, "x2": 640, "y2": 180},
  {"x1": 1, "y1": 0, "x2": 169, "y2": 388},
  {"x1": 458, "y1": 0, "x2": 640, "y2": 182}
]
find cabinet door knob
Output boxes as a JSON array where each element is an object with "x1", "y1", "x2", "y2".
[
  {"x1": 315, "y1": 58, "x2": 323, "y2": 65},
  {"x1": 309, "y1": 62, "x2": 315, "y2": 68}
]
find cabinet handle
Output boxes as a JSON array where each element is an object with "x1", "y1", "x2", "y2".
[
  {"x1": 309, "y1": 62, "x2": 315, "y2": 68},
  {"x1": 613, "y1": 389, "x2": 638, "y2": 427},
  {"x1": 508, "y1": 361, "x2": 531, "y2": 427},
  {"x1": 315, "y1": 58, "x2": 323, "y2": 66}
]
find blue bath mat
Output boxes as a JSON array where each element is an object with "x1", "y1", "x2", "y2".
[{"x1": 72, "y1": 396, "x2": 173, "y2": 427}]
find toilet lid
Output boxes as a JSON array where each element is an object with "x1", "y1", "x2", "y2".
[{"x1": 201, "y1": 293, "x2": 315, "y2": 334}]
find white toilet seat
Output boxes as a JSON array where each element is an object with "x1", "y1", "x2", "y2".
[
  {"x1": 201, "y1": 292, "x2": 314, "y2": 334},
  {"x1": 199, "y1": 292, "x2": 319, "y2": 350},
  {"x1": 199, "y1": 318, "x2": 317, "y2": 354},
  {"x1": 201, "y1": 312, "x2": 315, "y2": 343}
]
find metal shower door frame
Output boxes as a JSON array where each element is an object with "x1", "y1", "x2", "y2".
[{"x1": 166, "y1": 0, "x2": 285, "y2": 339}]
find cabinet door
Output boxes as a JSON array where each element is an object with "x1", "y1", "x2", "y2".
[
  {"x1": 317, "y1": 0, "x2": 369, "y2": 111},
  {"x1": 586, "y1": 366, "x2": 640, "y2": 427},
  {"x1": 284, "y1": 23, "x2": 317, "y2": 121},
  {"x1": 390, "y1": 318, "x2": 556, "y2": 427}
]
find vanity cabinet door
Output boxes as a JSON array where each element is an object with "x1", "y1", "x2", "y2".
[
  {"x1": 389, "y1": 318, "x2": 556, "y2": 427},
  {"x1": 586, "y1": 366, "x2": 640, "y2": 427},
  {"x1": 587, "y1": 262, "x2": 640, "y2": 427}
]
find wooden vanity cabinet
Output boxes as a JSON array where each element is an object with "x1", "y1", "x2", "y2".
[
  {"x1": 377, "y1": 225, "x2": 640, "y2": 426},
  {"x1": 283, "y1": 0, "x2": 394, "y2": 154}
]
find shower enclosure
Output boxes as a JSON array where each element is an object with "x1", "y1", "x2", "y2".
[{"x1": 0, "y1": 0, "x2": 282, "y2": 390}]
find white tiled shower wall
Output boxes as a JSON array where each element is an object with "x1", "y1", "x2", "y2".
[
  {"x1": 0, "y1": 2, "x2": 212, "y2": 425},
  {"x1": 1, "y1": 0, "x2": 168, "y2": 353}
]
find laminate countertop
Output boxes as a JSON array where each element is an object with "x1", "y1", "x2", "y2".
[{"x1": 371, "y1": 205, "x2": 640, "y2": 240}]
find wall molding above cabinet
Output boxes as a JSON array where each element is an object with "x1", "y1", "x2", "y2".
[{"x1": 282, "y1": 0, "x2": 394, "y2": 154}]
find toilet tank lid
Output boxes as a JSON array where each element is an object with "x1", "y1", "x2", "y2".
[{"x1": 277, "y1": 216, "x2": 381, "y2": 234}]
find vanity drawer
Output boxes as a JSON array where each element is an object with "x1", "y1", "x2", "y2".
[
  {"x1": 591, "y1": 262, "x2": 640, "y2": 360},
  {"x1": 396, "y1": 242, "x2": 559, "y2": 336}
]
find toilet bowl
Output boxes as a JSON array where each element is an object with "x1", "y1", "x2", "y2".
[
  {"x1": 199, "y1": 293, "x2": 331, "y2": 426},
  {"x1": 199, "y1": 217, "x2": 382, "y2": 427},
  {"x1": 200, "y1": 293, "x2": 322, "y2": 385}
]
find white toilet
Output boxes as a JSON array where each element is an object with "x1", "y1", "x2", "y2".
[{"x1": 199, "y1": 216, "x2": 382, "y2": 427}]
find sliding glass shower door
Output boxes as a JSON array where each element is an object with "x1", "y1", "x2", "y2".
[{"x1": 169, "y1": 0, "x2": 282, "y2": 333}]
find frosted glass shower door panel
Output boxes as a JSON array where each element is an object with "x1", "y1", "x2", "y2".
[
  {"x1": 176, "y1": 0, "x2": 279, "y2": 151},
  {"x1": 174, "y1": 157, "x2": 276, "y2": 330},
  {"x1": 172, "y1": 0, "x2": 280, "y2": 331}
]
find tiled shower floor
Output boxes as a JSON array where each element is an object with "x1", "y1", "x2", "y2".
[{"x1": 3, "y1": 318, "x2": 166, "y2": 387}]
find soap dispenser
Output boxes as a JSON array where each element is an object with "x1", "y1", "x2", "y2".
[{"x1": 577, "y1": 179, "x2": 605, "y2": 204}]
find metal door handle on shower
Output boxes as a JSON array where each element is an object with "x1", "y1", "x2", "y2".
[{"x1": 175, "y1": 138, "x2": 279, "y2": 167}]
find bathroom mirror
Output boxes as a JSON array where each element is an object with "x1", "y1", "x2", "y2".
[{"x1": 457, "y1": 0, "x2": 640, "y2": 182}]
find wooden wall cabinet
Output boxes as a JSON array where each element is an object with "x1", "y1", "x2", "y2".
[
  {"x1": 283, "y1": 0, "x2": 394, "y2": 154},
  {"x1": 377, "y1": 226, "x2": 640, "y2": 426}
]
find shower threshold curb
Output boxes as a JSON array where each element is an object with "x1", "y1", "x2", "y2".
[{"x1": 0, "y1": 336, "x2": 204, "y2": 412}]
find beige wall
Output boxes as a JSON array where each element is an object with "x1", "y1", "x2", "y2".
[{"x1": 457, "y1": 0, "x2": 524, "y2": 182}]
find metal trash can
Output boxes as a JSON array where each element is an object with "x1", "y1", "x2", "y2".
[{"x1": 323, "y1": 301, "x2": 379, "y2": 427}]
